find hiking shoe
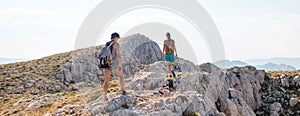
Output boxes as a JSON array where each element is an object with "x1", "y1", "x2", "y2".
[
  {"x1": 122, "y1": 91, "x2": 128, "y2": 95},
  {"x1": 121, "y1": 104, "x2": 129, "y2": 109}
]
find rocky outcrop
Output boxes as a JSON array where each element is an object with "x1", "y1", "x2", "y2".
[
  {"x1": 141, "y1": 58, "x2": 197, "y2": 74},
  {"x1": 60, "y1": 47, "x2": 102, "y2": 84},
  {"x1": 125, "y1": 72, "x2": 165, "y2": 91},
  {"x1": 177, "y1": 64, "x2": 264, "y2": 115},
  {"x1": 120, "y1": 34, "x2": 162, "y2": 65},
  {"x1": 52, "y1": 104, "x2": 90, "y2": 116},
  {"x1": 1, "y1": 33, "x2": 299, "y2": 116},
  {"x1": 86, "y1": 62, "x2": 266, "y2": 116},
  {"x1": 256, "y1": 73, "x2": 300, "y2": 115},
  {"x1": 59, "y1": 34, "x2": 162, "y2": 86}
]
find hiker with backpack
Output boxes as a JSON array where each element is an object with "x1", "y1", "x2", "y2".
[
  {"x1": 96, "y1": 32, "x2": 126, "y2": 101},
  {"x1": 162, "y1": 32, "x2": 178, "y2": 78}
]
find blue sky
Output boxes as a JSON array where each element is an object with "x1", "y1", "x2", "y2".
[{"x1": 0, "y1": 0, "x2": 299, "y2": 62}]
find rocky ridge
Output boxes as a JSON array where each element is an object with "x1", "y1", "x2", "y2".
[{"x1": 0, "y1": 34, "x2": 299, "y2": 116}]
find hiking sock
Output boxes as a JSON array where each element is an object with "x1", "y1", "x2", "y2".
[{"x1": 171, "y1": 70, "x2": 176, "y2": 78}]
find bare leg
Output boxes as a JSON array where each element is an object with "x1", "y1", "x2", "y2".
[
  {"x1": 103, "y1": 69, "x2": 111, "y2": 100},
  {"x1": 170, "y1": 62, "x2": 175, "y2": 78},
  {"x1": 167, "y1": 62, "x2": 172, "y2": 77},
  {"x1": 114, "y1": 68, "x2": 125, "y2": 92}
]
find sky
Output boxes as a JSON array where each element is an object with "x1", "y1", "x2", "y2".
[{"x1": 0, "y1": 0, "x2": 299, "y2": 63}]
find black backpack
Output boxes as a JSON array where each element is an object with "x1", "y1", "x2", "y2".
[{"x1": 98, "y1": 41, "x2": 115, "y2": 68}]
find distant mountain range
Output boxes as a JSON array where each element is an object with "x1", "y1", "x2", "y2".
[
  {"x1": 214, "y1": 58, "x2": 299, "y2": 71},
  {"x1": 255, "y1": 62, "x2": 296, "y2": 71},
  {"x1": 0, "y1": 58, "x2": 28, "y2": 64},
  {"x1": 2, "y1": 56, "x2": 299, "y2": 71},
  {"x1": 214, "y1": 60, "x2": 248, "y2": 68},
  {"x1": 246, "y1": 58, "x2": 300, "y2": 69}
]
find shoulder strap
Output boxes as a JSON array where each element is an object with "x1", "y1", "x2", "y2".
[
  {"x1": 106, "y1": 41, "x2": 115, "y2": 50},
  {"x1": 99, "y1": 41, "x2": 115, "y2": 57},
  {"x1": 108, "y1": 41, "x2": 115, "y2": 47}
]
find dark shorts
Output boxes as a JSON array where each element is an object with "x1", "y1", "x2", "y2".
[
  {"x1": 102, "y1": 59, "x2": 119, "y2": 71},
  {"x1": 165, "y1": 53, "x2": 174, "y2": 62}
]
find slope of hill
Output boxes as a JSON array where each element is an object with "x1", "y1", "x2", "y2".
[
  {"x1": 0, "y1": 34, "x2": 299, "y2": 116},
  {"x1": 0, "y1": 49, "x2": 78, "y2": 115}
]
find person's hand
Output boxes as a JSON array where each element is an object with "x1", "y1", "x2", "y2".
[
  {"x1": 162, "y1": 54, "x2": 165, "y2": 59},
  {"x1": 119, "y1": 64, "x2": 122, "y2": 70},
  {"x1": 94, "y1": 51, "x2": 98, "y2": 57}
]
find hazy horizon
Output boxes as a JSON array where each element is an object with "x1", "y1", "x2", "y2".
[{"x1": 1, "y1": 0, "x2": 300, "y2": 63}]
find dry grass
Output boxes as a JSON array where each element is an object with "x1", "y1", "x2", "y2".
[
  {"x1": 0, "y1": 51, "x2": 75, "y2": 115},
  {"x1": 0, "y1": 94, "x2": 23, "y2": 115},
  {"x1": 267, "y1": 70, "x2": 300, "y2": 79},
  {"x1": 0, "y1": 46, "x2": 105, "y2": 115},
  {"x1": 108, "y1": 80, "x2": 121, "y2": 93},
  {"x1": 24, "y1": 92, "x2": 82, "y2": 116},
  {"x1": 83, "y1": 85, "x2": 104, "y2": 104},
  {"x1": 0, "y1": 92, "x2": 84, "y2": 116},
  {"x1": 0, "y1": 45, "x2": 139, "y2": 115},
  {"x1": 83, "y1": 79, "x2": 134, "y2": 104}
]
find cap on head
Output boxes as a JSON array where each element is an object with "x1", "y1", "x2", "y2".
[{"x1": 111, "y1": 32, "x2": 120, "y2": 39}]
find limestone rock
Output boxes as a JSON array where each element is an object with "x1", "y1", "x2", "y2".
[
  {"x1": 270, "y1": 111, "x2": 279, "y2": 116},
  {"x1": 293, "y1": 76, "x2": 300, "y2": 87},
  {"x1": 54, "y1": 105, "x2": 90, "y2": 116},
  {"x1": 90, "y1": 105, "x2": 104, "y2": 116},
  {"x1": 104, "y1": 94, "x2": 136, "y2": 113},
  {"x1": 230, "y1": 97, "x2": 256, "y2": 116},
  {"x1": 148, "y1": 110, "x2": 174, "y2": 116},
  {"x1": 110, "y1": 109, "x2": 138, "y2": 116},
  {"x1": 125, "y1": 72, "x2": 165, "y2": 90},
  {"x1": 289, "y1": 98, "x2": 298, "y2": 107},
  {"x1": 280, "y1": 74, "x2": 289, "y2": 87},
  {"x1": 61, "y1": 34, "x2": 162, "y2": 85},
  {"x1": 217, "y1": 97, "x2": 239, "y2": 116},
  {"x1": 4, "y1": 33, "x2": 300, "y2": 116},
  {"x1": 270, "y1": 102, "x2": 282, "y2": 112}
]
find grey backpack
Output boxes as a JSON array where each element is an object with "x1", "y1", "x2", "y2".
[{"x1": 98, "y1": 41, "x2": 115, "y2": 68}]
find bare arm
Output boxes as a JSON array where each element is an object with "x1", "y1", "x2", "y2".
[
  {"x1": 173, "y1": 40, "x2": 177, "y2": 56},
  {"x1": 94, "y1": 48, "x2": 99, "y2": 58},
  {"x1": 162, "y1": 41, "x2": 166, "y2": 59},
  {"x1": 163, "y1": 46, "x2": 165, "y2": 54},
  {"x1": 115, "y1": 43, "x2": 122, "y2": 67}
]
